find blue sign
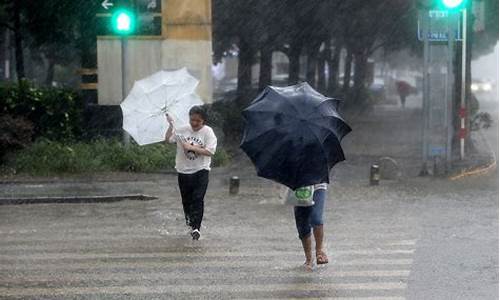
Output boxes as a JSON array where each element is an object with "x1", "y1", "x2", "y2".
[
  {"x1": 418, "y1": 10, "x2": 463, "y2": 41},
  {"x1": 430, "y1": 146, "x2": 446, "y2": 156}
]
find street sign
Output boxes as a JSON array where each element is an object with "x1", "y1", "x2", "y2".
[
  {"x1": 420, "y1": 8, "x2": 457, "y2": 175},
  {"x1": 137, "y1": 0, "x2": 161, "y2": 13},
  {"x1": 430, "y1": 146, "x2": 446, "y2": 156},
  {"x1": 101, "y1": 0, "x2": 113, "y2": 10},
  {"x1": 417, "y1": 10, "x2": 462, "y2": 41}
]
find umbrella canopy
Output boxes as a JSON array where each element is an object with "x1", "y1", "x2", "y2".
[
  {"x1": 120, "y1": 68, "x2": 203, "y2": 145},
  {"x1": 240, "y1": 82, "x2": 352, "y2": 190}
]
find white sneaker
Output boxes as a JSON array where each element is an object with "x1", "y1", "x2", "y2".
[{"x1": 191, "y1": 229, "x2": 201, "y2": 240}]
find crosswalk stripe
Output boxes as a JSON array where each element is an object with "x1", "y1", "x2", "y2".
[
  {"x1": 0, "y1": 244, "x2": 417, "y2": 254},
  {"x1": 0, "y1": 249, "x2": 415, "y2": 261},
  {"x1": 251, "y1": 298, "x2": 406, "y2": 300},
  {"x1": 0, "y1": 258, "x2": 413, "y2": 271},
  {"x1": 0, "y1": 282, "x2": 407, "y2": 297},
  {"x1": 0, "y1": 233, "x2": 417, "y2": 242},
  {"x1": 0, "y1": 237, "x2": 418, "y2": 247},
  {"x1": 0, "y1": 226, "x2": 416, "y2": 236},
  {"x1": 0, "y1": 270, "x2": 411, "y2": 284}
]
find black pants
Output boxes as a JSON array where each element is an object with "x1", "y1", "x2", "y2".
[
  {"x1": 400, "y1": 95, "x2": 406, "y2": 108},
  {"x1": 178, "y1": 170, "x2": 209, "y2": 230}
]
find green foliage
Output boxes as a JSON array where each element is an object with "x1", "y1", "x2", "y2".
[
  {"x1": 8, "y1": 139, "x2": 230, "y2": 176},
  {"x1": 11, "y1": 139, "x2": 174, "y2": 175},
  {"x1": 213, "y1": 146, "x2": 231, "y2": 167},
  {"x1": 0, "y1": 80, "x2": 84, "y2": 141},
  {"x1": 0, "y1": 114, "x2": 34, "y2": 161}
]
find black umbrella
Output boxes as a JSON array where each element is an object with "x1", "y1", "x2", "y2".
[{"x1": 240, "y1": 82, "x2": 352, "y2": 190}]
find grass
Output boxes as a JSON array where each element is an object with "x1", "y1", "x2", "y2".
[{"x1": 6, "y1": 139, "x2": 230, "y2": 176}]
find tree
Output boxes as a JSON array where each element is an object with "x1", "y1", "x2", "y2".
[
  {"x1": 0, "y1": 0, "x2": 99, "y2": 85},
  {"x1": 0, "y1": 0, "x2": 26, "y2": 80},
  {"x1": 337, "y1": 0, "x2": 415, "y2": 104},
  {"x1": 213, "y1": 0, "x2": 295, "y2": 106},
  {"x1": 213, "y1": 0, "x2": 422, "y2": 108},
  {"x1": 213, "y1": 0, "x2": 258, "y2": 107},
  {"x1": 24, "y1": 1, "x2": 99, "y2": 86}
]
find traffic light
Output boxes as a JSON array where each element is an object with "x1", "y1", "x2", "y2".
[
  {"x1": 111, "y1": 9, "x2": 136, "y2": 35},
  {"x1": 437, "y1": 0, "x2": 467, "y2": 10}
]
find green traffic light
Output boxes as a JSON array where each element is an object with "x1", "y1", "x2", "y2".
[
  {"x1": 443, "y1": 0, "x2": 463, "y2": 8},
  {"x1": 437, "y1": 0, "x2": 466, "y2": 10},
  {"x1": 111, "y1": 9, "x2": 135, "y2": 35}
]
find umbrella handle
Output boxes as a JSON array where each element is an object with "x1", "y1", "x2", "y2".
[{"x1": 165, "y1": 112, "x2": 175, "y2": 125}]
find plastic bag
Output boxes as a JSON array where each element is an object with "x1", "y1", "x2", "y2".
[{"x1": 285, "y1": 185, "x2": 315, "y2": 206}]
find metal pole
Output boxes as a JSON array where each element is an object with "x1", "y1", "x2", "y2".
[
  {"x1": 420, "y1": 10, "x2": 430, "y2": 176},
  {"x1": 460, "y1": 8, "x2": 467, "y2": 160},
  {"x1": 446, "y1": 11, "x2": 456, "y2": 172},
  {"x1": 122, "y1": 37, "x2": 130, "y2": 145}
]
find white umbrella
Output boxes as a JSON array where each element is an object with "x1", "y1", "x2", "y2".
[{"x1": 120, "y1": 68, "x2": 203, "y2": 145}]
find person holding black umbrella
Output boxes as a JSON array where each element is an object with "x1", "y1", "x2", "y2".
[
  {"x1": 240, "y1": 83, "x2": 351, "y2": 270},
  {"x1": 294, "y1": 183, "x2": 329, "y2": 270}
]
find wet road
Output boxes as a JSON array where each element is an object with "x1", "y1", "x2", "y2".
[
  {"x1": 0, "y1": 168, "x2": 497, "y2": 299},
  {"x1": 0, "y1": 173, "x2": 422, "y2": 300}
]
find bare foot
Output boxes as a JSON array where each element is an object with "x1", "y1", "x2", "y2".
[
  {"x1": 303, "y1": 261, "x2": 314, "y2": 272},
  {"x1": 316, "y1": 250, "x2": 329, "y2": 265}
]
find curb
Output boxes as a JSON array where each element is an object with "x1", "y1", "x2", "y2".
[
  {"x1": 0, "y1": 194, "x2": 158, "y2": 205},
  {"x1": 449, "y1": 128, "x2": 497, "y2": 181},
  {"x1": 0, "y1": 171, "x2": 178, "y2": 185}
]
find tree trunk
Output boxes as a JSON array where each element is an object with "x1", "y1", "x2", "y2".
[
  {"x1": 306, "y1": 43, "x2": 319, "y2": 88},
  {"x1": 327, "y1": 44, "x2": 341, "y2": 95},
  {"x1": 13, "y1": 1, "x2": 24, "y2": 80},
  {"x1": 323, "y1": 40, "x2": 332, "y2": 93},
  {"x1": 353, "y1": 51, "x2": 368, "y2": 104},
  {"x1": 342, "y1": 49, "x2": 353, "y2": 92},
  {"x1": 77, "y1": 9, "x2": 98, "y2": 106},
  {"x1": 288, "y1": 42, "x2": 301, "y2": 85},
  {"x1": 79, "y1": 25, "x2": 96, "y2": 69},
  {"x1": 1, "y1": 29, "x2": 10, "y2": 80},
  {"x1": 258, "y1": 47, "x2": 272, "y2": 91},
  {"x1": 236, "y1": 37, "x2": 254, "y2": 108},
  {"x1": 317, "y1": 47, "x2": 326, "y2": 93},
  {"x1": 45, "y1": 56, "x2": 55, "y2": 86}
]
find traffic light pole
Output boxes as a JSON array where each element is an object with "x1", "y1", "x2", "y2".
[
  {"x1": 446, "y1": 11, "x2": 456, "y2": 171},
  {"x1": 459, "y1": 8, "x2": 467, "y2": 160},
  {"x1": 420, "y1": 11, "x2": 430, "y2": 176},
  {"x1": 121, "y1": 37, "x2": 130, "y2": 146}
]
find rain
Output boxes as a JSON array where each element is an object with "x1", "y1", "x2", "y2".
[{"x1": 0, "y1": 0, "x2": 498, "y2": 299}]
